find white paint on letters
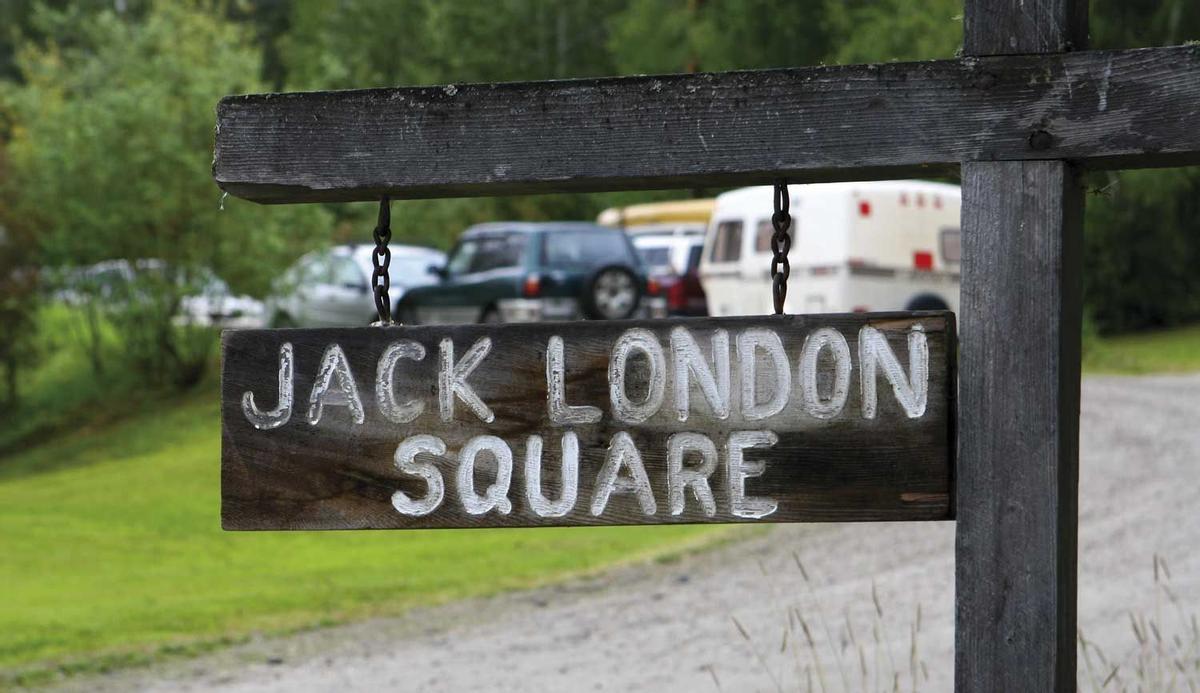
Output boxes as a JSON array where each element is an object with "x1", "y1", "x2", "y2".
[
  {"x1": 376, "y1": 340, "x2": 426, "y2": 424},
  {"x1": 798, "y1": 327, "x2": 851, "y2": 419},
  {"x1": 727, "y1": 430, "x2": 779, "y2": 519},
  {"x1": 307, "y1": 343, "x2": 365, "y2": 426},
  {"x1": 439, "y1": 337, "x2": 495, "y2": 423},
  {"x1": 859, "y1": 325, "x2": 928, "y2": 419},
  {"x1": 736, "y1": 329, "x2": 791, "y2": 421},
  {"x1": 457, "y1": 435, "x2": 513, "y2": 515},
  {"x1": 667, "y1": 432, "x2": 718, "y2": 516},
  {"x1": 391, "y1": 434, "x2": 446, "y2": 516},
  {"x1": 546, "y1": 336, "x2": 601, "y2": 425},
  {"x1": 242, "y1": 342, "x2": 293, "y2": 430},
  {"x1": 609, "y1": 329, "x2": 666, "y2": 424},
  {"x1": 524, "y1": 432, "x2": 579, "y2": 518},
  {"x1": 671, "y1": 327, "x2": 730, "y2": 422},
  {"x1": 591, "y1": 431, "x2": 657, "y2": 516}
]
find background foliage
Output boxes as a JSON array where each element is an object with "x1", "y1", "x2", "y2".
[{"x1": 0, "y1": 0, "x2": 1196, "y2": 398}]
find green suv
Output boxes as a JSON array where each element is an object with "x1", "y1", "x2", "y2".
[{"x1": 397, "y1": 223, "x2": 665, "y2": 324}]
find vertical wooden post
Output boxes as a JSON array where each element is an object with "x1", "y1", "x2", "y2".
[{"x1": 957, "y1": 2, "x2": 1087, "y2": 691}]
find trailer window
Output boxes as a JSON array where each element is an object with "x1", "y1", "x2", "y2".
[
  {"x1": 755, "y1": 220, "x2": 773, "y2": 253},
  {"x1": 709, "y1": 221, "x2": 743, "y2": 263},
  {"x1": 940, "y1": 227, "x2": 962, "y2": 263}
]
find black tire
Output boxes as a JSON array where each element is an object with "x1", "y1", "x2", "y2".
[
  {"x1": 905, "y1": 294, "x2": 950, "y2": 311},
  {"x1": 581, "y1": 265, "x2": 641, "y2": 320},
  {"x1": 394, "y1": 302, "x2": 419, "y2": 325},
  {"x1": 480, "y1": 306, "x2": 503, "y2": 324}
]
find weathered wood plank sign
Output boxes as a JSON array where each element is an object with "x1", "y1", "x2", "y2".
[{"x1": 222, "y1": 312, "x2": 955, "y2": 530}]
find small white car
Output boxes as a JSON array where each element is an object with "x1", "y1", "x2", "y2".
[
  {"x1": 700, "y1": 180, "x2": 961, "y2": 317},
  {"x1": 266, "y1": 244, "x2": 446, "y2": 327},
  {"x1": 54, "y1": 259, "x2": 266, "y2": 328}
]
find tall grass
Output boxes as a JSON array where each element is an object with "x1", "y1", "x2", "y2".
[
  {"x1": 722, "y1": 553, "x2": 1199, "y2": 692},
  {"x1": 719, "y1": 552, "x2": 930, "y2": 693},
  {"x1": 1079, "y1": 555, "x2": 1200, "y2": 692}
]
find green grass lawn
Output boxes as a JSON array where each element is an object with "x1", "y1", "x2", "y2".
[
  {"x1": 0, "y1": 390, "x2": 724, "y2": 684},
  {"x1": 1083, "y1": 323, "x2": 1200, "y2": 374}
]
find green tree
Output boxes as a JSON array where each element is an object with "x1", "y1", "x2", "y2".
[
  {"x1": 609, "y1": 0, "x2": 833, "y2": 75},
  {"x1": 2, "y1": 1, "x2": 330, "y2": 385},
  {"x1": 0, "y1": 149, "x2": 41, "y2": 408},
  {"x1": 822, "y1": 0, "x2": 961, "y2": 64},
  {"x1": 278, "y1": 0, "x2": 632, "y2": 249}
]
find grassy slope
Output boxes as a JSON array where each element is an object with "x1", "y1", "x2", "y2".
[
  {"x1": 1083, "y1": 324, "x2": 1200, "y2": 374},
  {"x1": 0, "y1": 392, "x2": 721, "y2": 680}
]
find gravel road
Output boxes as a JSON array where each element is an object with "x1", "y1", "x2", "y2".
[{"x1": 62, "y1": 375, "x2": 1200, "y2": 692}]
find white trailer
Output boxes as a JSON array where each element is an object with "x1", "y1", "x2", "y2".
[{"x1": 698, "y1": 180, "x2": 960, "y2": 317}]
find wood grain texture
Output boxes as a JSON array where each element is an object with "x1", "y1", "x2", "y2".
[
  {"x1": 955, "y1": 162, "x2": 1082, "y2": 692},
  {"x1": 965, "y1": 0, "x2": 1089, "y2": 55},
  {"x1": 213, "y1": 46, "x2": 1200, "y2": 203},
  {"x1": 221, "y1": 313, "x2": 956, "y2": 530}
]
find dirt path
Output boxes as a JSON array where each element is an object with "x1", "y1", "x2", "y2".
[{"x1": 62, "y1": 375, "x2": 1200, "y2": 692}]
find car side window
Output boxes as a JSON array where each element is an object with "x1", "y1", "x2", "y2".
[
  {"x1": 543, "y1": 231, "x2": 629, "y2": 267},
  {"x1": 445, "y1": 241, "x2": 479, "y2": 276},
  {"x1": 470, "y1": 235, "x2": 526, "y2": 273},
  {"x1": 331, "y1": 257, "x2": 365, "y2": 288},
  {"x1": 709, "y1": 221, "x2": 743, "y2": 263}
]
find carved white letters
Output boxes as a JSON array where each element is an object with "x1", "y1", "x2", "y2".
[
  {"x1": 439, "y1": 337, "x2": 495, "y2": 423},
  {"x1": 392, "y1": 434, "x2": 446, "y2": 516},
  {"x1": 799, "y1": 328, "x2": 851, "y2": 419},
  {"x1": 377, "y1": 340, "x2": 426, "y2": 424},
  {"x1": 667, "y1": 432, "x2": 718, "y2": 516},
  {"x1": 727, "y1": 430, "x2": 779, "y2": 519},
  {"x1": 546, "y1": 336, "x2": 602, "y2": 425},
  {"x1": 524, "y1": 432, "x2": 580, "y2": 517},
  {"x1": 859, "y1": 325, "x2": 929, "y2": 419},
  {"x1": 591, "y1": 431, "x2": 657, "y2": 516},
  {"x1": 457, "y1": 435, "x2": 513, "y2": 515},
  {"x1": 307, "y1": 343, "x2": 365, "y2": 425},
  {"x1": 671, "y1": 327, "x2": 731, "y2": 422},
  {"x1": 736, "y1": 328, "x2": 791, "y2": 421},
  {"x1": 609, "y1": 329, "x2": 666, "y2": 424},
  {"x1": 242, "y1": 342, "x2": 293, "y2": 430}
]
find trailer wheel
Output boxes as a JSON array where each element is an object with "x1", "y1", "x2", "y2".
[{"x1": 905, "y1": 294, "x2": 949, "y2": 311}]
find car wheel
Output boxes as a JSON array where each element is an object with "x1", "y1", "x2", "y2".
[
  {"x1": 395, "y1": 303, "x2": 419, "y2": 325},
  {"x1": 905, "y1": 294, "x2": 950, "y2": 311},
  {"x1": 583, "y1": 266, "x2": 641, "y2": 320},
  {"x1": 480, "y1": 307, "x2": 503, "y2": 324}
]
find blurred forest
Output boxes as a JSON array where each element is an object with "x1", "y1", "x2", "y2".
[{"x1": 0, "y1": 0, "x2": 1197, "y2": 400}]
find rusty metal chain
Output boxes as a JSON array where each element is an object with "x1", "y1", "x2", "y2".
[
  {"x1": 371, "y1": 196, "x2": 393, "y2": 325},
  {"x1": 770, "y1": 180, "x2": 791, "y2": 314}
]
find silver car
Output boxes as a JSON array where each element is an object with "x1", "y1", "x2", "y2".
[{"x1": 266, "y1": 244, "x2": 445, "y2": 327}]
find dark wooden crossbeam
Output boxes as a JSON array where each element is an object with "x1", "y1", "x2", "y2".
[{"x1": 214, "y1": 45, "x2": 1200, "y2": 204}]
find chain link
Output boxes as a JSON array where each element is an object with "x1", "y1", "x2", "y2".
[
  {"x1": 371, "y1": 196, "x2": 393, "y2": 325},
  {"x1": 770, "y1": 179, "x2": 791, "y2": 314}
]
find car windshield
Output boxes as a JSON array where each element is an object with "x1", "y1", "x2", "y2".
[
  {"x1": 542, "y1": 231, "x2": 631, "y2": 268},
  {"x1": 446, "y1": 234, "x2": 527, "y2": 275}
]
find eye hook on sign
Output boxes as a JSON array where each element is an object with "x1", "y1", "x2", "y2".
[
  {"x1": 371, "y1": 196, "x2": 393, "y2": 325},
  {"x1": 770, "y1": 179, "x2": 791, "y2": 315}
]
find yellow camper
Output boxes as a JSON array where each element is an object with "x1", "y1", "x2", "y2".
[{"x1": 596, "y1": 199, "x2": 715, "y2": 232}]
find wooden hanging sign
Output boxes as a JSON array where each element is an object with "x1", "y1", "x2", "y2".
[{"x1": 221, "y1": 312, "x2": 955, "y2": 530}]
